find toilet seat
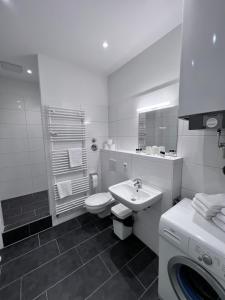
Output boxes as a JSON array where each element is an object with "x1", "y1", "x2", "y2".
[{"x1": 85, "y1": 192, "x2": 112, "y2": 209}]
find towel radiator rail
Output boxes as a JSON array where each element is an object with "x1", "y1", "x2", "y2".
[{"x1": 46, "y1": 106, "x2": 89, "y2": 218}]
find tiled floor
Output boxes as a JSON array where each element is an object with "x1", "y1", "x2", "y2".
[
  {"x1": 1, "y1": 191, "x2": 50, "y2": 231},
  {"x1": 0, "y1": 213, "x2": 159, "y2": 300}
]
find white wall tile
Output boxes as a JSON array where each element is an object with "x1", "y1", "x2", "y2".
[
  {"x1": 180, "y1": 135, "x2": 225, "y2": 168},
  {"x1": 0, "y1": 76, "x2": 47, "y2": 200},
  {"x1": 0, "y1": 124, "x2": 28, "y2": 139},
  {"x1": 0, "y1": 165, "x2": 31, "y2": 182},
  {"x1": 27, "y1": 124, "x2": 43, "y2": 139},
  {"x1": 84, "y1": 104, "x2": 108, "y2": 123},
  {"x1": 0, "y1": 178, "x2": 34, "y2": 200},
  {"x1": 31, "y1": 175, "x2": 48, "y2": 192},
  {"x1": 86, "y1": 122, "x2": 108, "y2": 138},
  {"x1": 0, "y1": 138, "x2": 29, "y2": 154},
  {"x1": 31, "y1": 163, "x2": 47, "y2": 178},
  {"x1": 27, "y1": 138, "x2": 45, "y2": 151},
  {"x1": 0, "y1": 109, "x2": 26, "y2": 124},
  {"x1": 0, "y1": 152, "x2": 30, "y2": 168},
  {"x1": 29, "y1": 150, "x2": 46, "y2": 165},
  {"x1": 115, "y1": 137, "x2": 138, "y2": 151},
  {"x1": 132, "y1": 155, "x2": 172, "y2": 190},
  {"x1": 182, "y1": 161, "x2": 225, "y2": 194},
  {"x1": 26, "y1": 110, "x2": 42, "y2": 124}
]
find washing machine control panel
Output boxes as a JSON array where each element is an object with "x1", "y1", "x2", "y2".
[{"x1": 189, "y1": 238, "x2": 225, "y2": 280}]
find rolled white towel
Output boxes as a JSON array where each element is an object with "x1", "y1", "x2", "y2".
[
  {"x1": 192, "y1": 200, "x2": 214, "y2": 220},
  {"x1": 195, "y1": 193, "x2": 225, "y2": 210},
  {"x1": 216, "y1": 213, "x2": 225, "y2": 224},
  {"x1": 212, "y1": 217, "x2": 225, "y2": 233}
]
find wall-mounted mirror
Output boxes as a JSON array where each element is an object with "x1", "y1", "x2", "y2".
[
  {"x1": 138, "y1": 105, "x2": 178, "y2": 152},
  {"x1": 0, "y1": 55, "x2": 49, "y2": 232}
]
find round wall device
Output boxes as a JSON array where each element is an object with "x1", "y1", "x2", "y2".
[{"x1": 206, "y1": 118, "x2": 218, "y2": 128}]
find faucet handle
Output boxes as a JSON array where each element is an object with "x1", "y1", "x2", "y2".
[{"x1": 133, "y1": 178, "x2": 142, "y2": 182}]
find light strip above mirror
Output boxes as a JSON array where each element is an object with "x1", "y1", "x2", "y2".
[{"x1": 137, "y1": 101, "x2": 171, "y2": 113}]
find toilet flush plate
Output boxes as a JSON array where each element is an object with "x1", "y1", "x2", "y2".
[{"x1": 109, "y1": 180, "x2": 162, "y2": 212}]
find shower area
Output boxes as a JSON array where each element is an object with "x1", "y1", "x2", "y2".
[
  {"x1": 0, "y1": 55, "x2": 92, "y2": 248},
  {"x1": 0, "y1": 55, "x2": 51, "y2": 246}
]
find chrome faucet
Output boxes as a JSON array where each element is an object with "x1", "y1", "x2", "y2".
[{"x1": 133, "y1": 178, "x2": 142, "y2": 190}]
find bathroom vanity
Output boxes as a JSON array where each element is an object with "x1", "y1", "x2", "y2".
[{"x1": 101, "y1": 149, "x2": 183, "y2": 253}]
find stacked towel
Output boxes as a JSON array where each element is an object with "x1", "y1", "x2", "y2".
[
  {"x1": 57, "y1": 180, "x2": 72, "y2": 199},
  {"x1": 192, "y1": 193, "x2": 225, "y2": 232}
]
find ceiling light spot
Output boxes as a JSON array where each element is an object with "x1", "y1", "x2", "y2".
[
  {"x1": 102, "y1": 41, "x2": 109, "y2": 49},
  {"x1": 212, "y1": 33, "x2": 217, "y2": 45},
  {"x1": 191, "y1": 60, "x2": 195, "y2": 67},
  {"x1": 26, "y1": 69, "x2": 32, "y2": 75}
]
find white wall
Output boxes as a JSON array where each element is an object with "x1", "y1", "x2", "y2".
[
  {"x1": 178, "y1": 120, "x2": 225, "y2": 197},
  {"x1": 38, "y1": 54, "x2": 109, "y2": 187},
  {"x1": 0, "y1": 76, "x2": 47, "y2": 201},
  {"x1": 108, "y1": 26, "x2": 182, "y2": 151}
]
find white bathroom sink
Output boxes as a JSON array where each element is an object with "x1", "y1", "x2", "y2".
[{"x1": 109, "y1": 180, "x2": 162, "y2": 211}]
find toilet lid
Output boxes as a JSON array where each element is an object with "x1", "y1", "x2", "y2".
[{"x1": 85, "y1": 192, "x2": 112, "y2": 208}]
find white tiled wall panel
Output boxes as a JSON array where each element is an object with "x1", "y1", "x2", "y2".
[
  {"x1": 178, "y1": 120, "x2": 225, "y2": 196},
  {"x1": 0, "y1": 76, "x2": 47, "y2": 200}
]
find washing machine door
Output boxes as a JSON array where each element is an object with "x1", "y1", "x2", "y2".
[{"x1": 168, "y1": 256, "x2": 225, "y2": 300}]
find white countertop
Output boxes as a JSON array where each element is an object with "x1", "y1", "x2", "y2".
[{"x1": 101, "y1": 149, "x2": 183, "y2": 162}]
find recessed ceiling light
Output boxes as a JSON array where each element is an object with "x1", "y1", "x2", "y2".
[
  {"x1": 26, "y1": 69, "x2": 32, "y2": 75},
  {"x1": 212, "y1": 33, "x2": 217, "y2": 45},
  {"x1": 102, "y1": 41, "x2": 109, "y2": 49}
]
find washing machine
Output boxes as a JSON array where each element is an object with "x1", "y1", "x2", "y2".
[{"x1": 158, "y1": 198, "x2": 225, "y2": 300}]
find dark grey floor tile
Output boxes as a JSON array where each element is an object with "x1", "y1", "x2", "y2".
[
  {"x1": 47, "y1": 256, "x2": 110, "y2": 300},
  {"x1": 100, "y1": 235, "x2": 145, "y2": 274},
  {"x1": 128, "y1": 247, "x2": 158, "y2": 288},
  {"x1": 95, "y1": 216, "x2": 112, "y2": 231},
  {"x1": 21, "y1": 247, "x2": 82, "y2": 300},
  {"x1": 77, "y1": 213, "x2": 98, "y2": 226},
  {"x1": 77, "y1": 227, "x2": 119, "y2": 262},
  {"x1": 0, "y1": 280, "x2": 21, "y2": 300},
  {"x1": 88, "y1": 266, "x2": 144, "y2": 300},
  {"x1": 57, "y1": 223, "x2": 99, "y2": 253},
  {"x1": 0, "y1": 240, "x2": 59, "y2": 288},
  {"x1": 139, "y1": 279, "x2": 158, "y2": 300},
  {"x1": 0, "y1": 235, "x2": 39, "y2": 266},
  {"x1": 34, "y1": 293, "x2": 47, "y2": 300},
  {"x1": 39, "y1": 218, "x2": 80, "y2": 245}
]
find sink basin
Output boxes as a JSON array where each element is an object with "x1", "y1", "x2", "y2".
[{"x1": 109, "y1": 180, "x2": 162, "y2": 211}]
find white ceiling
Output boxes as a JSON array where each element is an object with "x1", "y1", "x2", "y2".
[{"x1": 0, "y1": 0, "x2": 183, "y2": 75}]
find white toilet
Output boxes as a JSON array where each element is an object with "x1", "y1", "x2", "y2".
[{"x1": 85, "y1": 192, "x2": 115, "y2": 218}]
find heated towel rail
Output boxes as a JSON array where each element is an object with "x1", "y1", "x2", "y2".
[{"x1": 47, "y1": 106, "x2": 89, "y2": 217}]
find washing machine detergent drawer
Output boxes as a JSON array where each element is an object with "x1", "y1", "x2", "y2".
[{"x1": 160, "y1": 226, "x2": 189, "y2": 253}]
